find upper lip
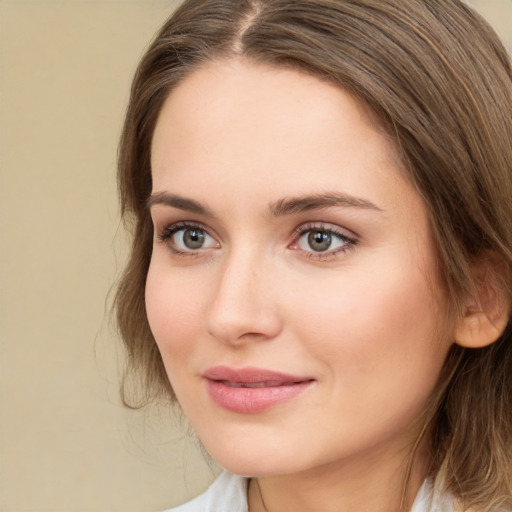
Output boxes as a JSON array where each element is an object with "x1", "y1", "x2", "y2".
[{"x1": 203, "y1": 365, "x2": 314, "y2": 385}]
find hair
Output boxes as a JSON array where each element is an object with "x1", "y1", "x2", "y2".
[{"x1": 115, "y1": 0, "x2": 512, "y2": 509}]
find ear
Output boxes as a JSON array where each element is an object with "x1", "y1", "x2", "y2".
[{"x1": 454, "y1": 253, "x2": 510, "y2": 349}]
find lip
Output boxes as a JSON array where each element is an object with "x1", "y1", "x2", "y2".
[{"x1": 203, "y1": 366, "x2": 315, "y2": 414}]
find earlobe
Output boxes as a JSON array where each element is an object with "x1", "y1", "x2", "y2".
[{"x1": 454, "y1": 256, "x2": 510, "y2": 349}]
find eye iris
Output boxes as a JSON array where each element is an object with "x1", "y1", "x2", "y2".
[
  {"x1": 183, "y1": 228, "x2": 205, "y2": 249},
  {"x1": 308, "y1": 230, "x2": 332, "y2": 252}
]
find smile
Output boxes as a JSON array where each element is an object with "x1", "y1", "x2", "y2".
[
  {"x1": 203, "y1": 366, "x2": 315, "y2": 414},
  {"x1": 221, "y1": 380, "x2": 302, "y2": 388}
]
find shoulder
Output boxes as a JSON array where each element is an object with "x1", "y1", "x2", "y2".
[{"x1": 163, "y1": 471, "x2": 249, "y2": 512}]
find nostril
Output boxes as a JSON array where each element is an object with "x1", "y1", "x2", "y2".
[
  {"x1": 205, "y1": 262, "x2": 282, "y2": 345},
  {"x1": 206, "y1": 308, "x2": 282, "y2": 346}
]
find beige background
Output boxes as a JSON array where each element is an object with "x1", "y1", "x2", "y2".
[{"x1": 0, "y1": 1, "x2": 510, "y2": 511}]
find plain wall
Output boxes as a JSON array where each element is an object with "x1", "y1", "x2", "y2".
[{"x1": 0, "y1": 1, "x2": 510, "y2": 511}]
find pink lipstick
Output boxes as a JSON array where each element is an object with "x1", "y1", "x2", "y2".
[{"x1": 203, "y1": 366, "x2": 315, "y2": 414}]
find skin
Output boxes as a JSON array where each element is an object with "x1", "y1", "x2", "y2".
[{"x1": 146, "y1": 58, "x2": 455, "y2": 512}]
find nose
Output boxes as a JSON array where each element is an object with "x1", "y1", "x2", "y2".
[{"x1": 206, "y1": 249, "x2": 282, "y2": 346}]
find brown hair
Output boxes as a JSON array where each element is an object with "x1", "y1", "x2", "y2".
[{"x1": 115, "y1": 0, "x2": 512, "y2": 509}]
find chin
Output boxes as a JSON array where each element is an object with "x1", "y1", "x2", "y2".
[
  {"x1": 203, "y1": 443, "x2": 276, "y2": 477},
  {"x1": 199, "y1": 431, "x2": 317, "y2": 478}
]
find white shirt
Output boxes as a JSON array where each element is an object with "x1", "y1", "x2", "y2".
[
  {"x1": 166, "y1": 472, "x2": 248, "y2": 512},
  {"x1": 165, "y1": 471, "x2": 456, "y2": 512}
]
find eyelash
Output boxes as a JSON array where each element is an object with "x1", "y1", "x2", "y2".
[{"x1": 156, "y1": 221, "x2": 358, "y2": 260}]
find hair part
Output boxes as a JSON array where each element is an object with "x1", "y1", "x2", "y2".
[{"x1": 115, "y1": 1, "x2": 512, "y2": 509}]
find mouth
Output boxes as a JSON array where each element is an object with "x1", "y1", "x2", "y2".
[
  {"x1": 220, "y1": 380, "x2": 303, "y2": 388},
  {"x1": 203, "y1": 366, "x2": 315, "y2": 414}
]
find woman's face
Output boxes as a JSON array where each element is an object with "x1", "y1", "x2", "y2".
[{"x1": 146, "y1": 59, "x2": 454, "y2": 477}]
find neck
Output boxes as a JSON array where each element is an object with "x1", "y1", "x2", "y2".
[{"x1": 248, "y1": 442, "x2": 429, "y2": 512}]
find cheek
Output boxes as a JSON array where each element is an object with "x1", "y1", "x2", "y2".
[
  {"x1": 145, "y1": 260, "x2": 206, "y2": 369},
  {"x1": 286, "y1": 255, "x2": 450, "y2": 399}
]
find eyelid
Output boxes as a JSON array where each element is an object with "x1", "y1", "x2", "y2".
[{"x1": 292, "y1": 221, "x2": 357, "y2": 239}]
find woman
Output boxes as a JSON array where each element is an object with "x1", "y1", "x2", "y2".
[{"x1": 115, "y1": 0, "x2": 512, "y2": 510}]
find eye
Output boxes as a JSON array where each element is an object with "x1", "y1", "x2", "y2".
[
  {"x1": 157, "y1": 222, "x2": 219, "y2": 254},
  {"x1": 291, "y1": 224, "x2": 357, "y2": 258},
  {"x1": 305, "y1": 230, "x2": 336, "y2": 252}
]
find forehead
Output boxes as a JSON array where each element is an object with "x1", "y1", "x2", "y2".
[
  {"x1": 151, "y1": 58, "x2": 404, "y2": 197},
  {"x1": 153, "y1": 58, "x2": 380, "y2": 140}
]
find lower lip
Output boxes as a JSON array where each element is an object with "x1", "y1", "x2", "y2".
[{"x1": 205, "y1": 379, "x2": 314, "y2": 414}]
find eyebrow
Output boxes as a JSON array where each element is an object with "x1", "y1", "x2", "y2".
[
  {"x1": 147, "y1": 191, "x2": 214, "y2": 216},
  {"x1": 268, "y1": 192, "x2": 382, "y2": 216},
  {"x1": 147, "y1": 190, "x2": 382, "y2": 217}
]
